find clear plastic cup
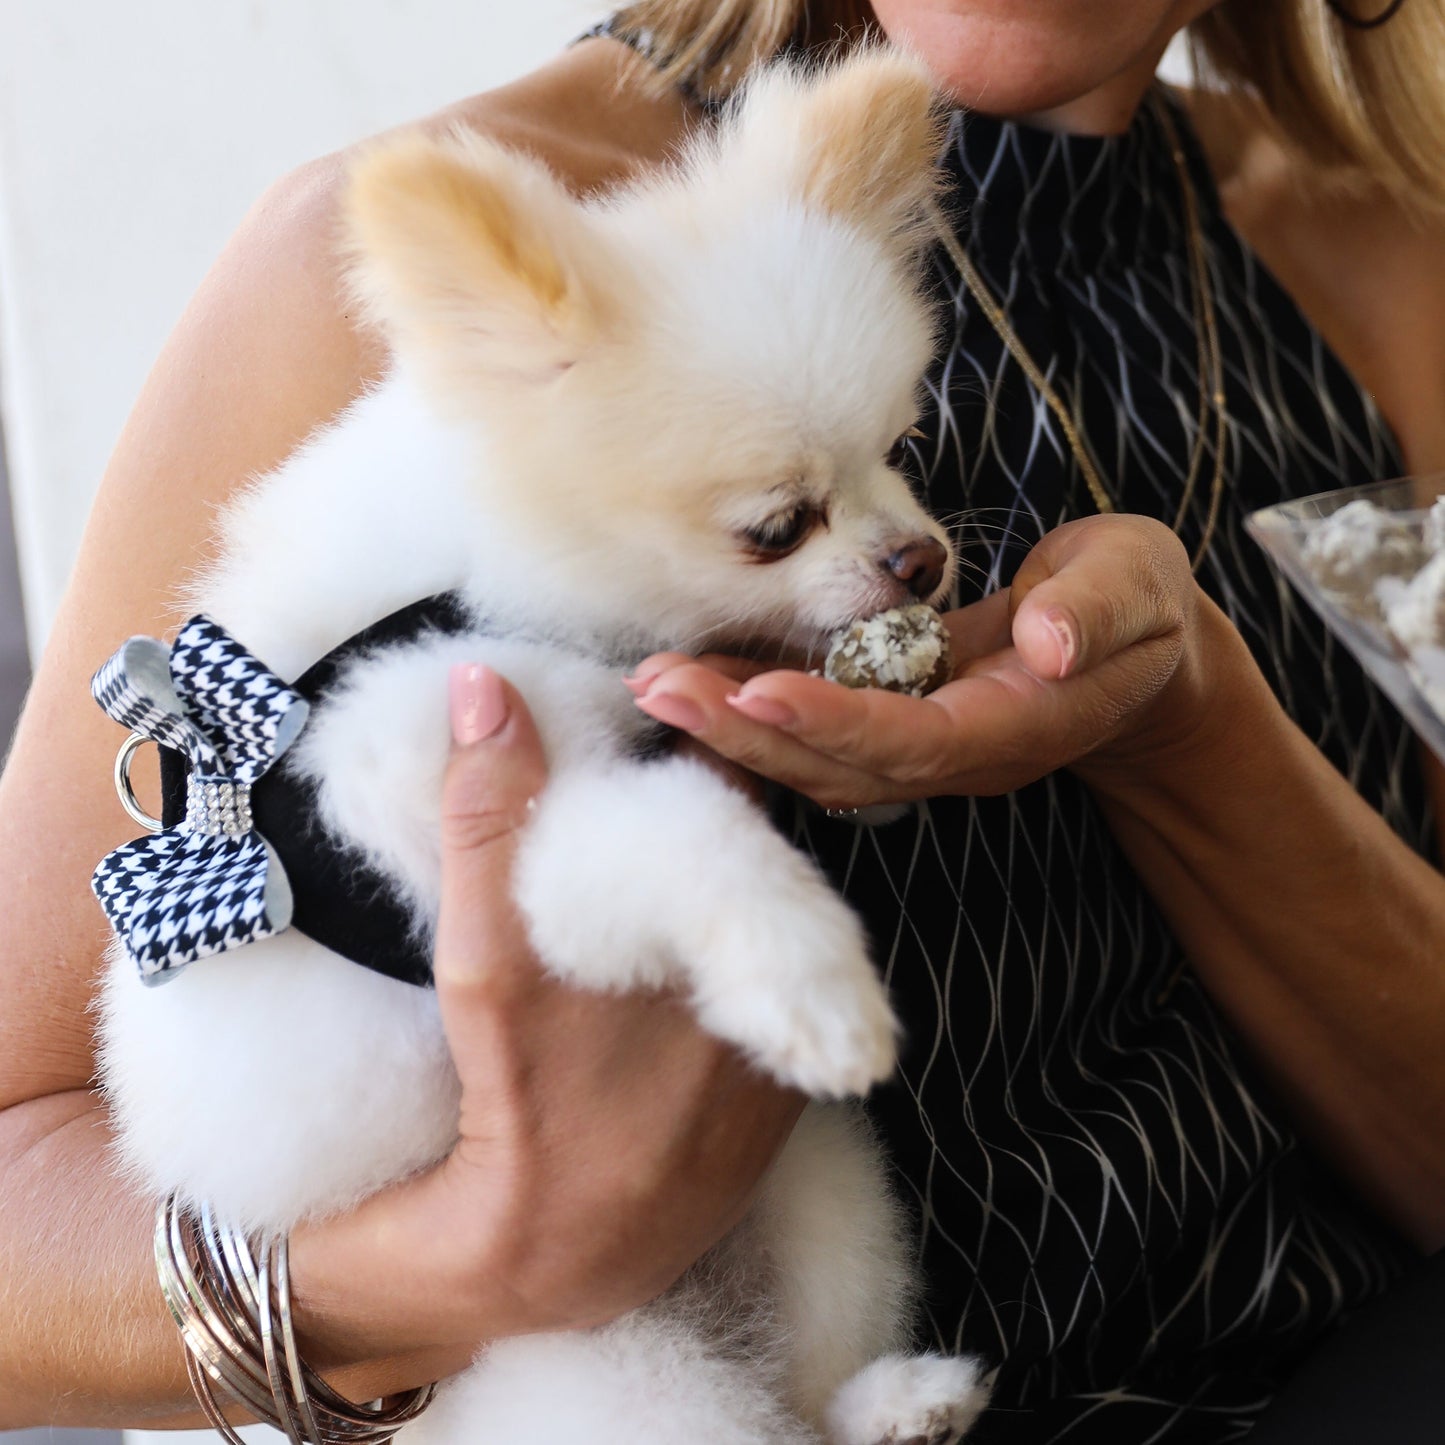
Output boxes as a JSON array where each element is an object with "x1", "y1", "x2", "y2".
[{"x1": 1246, "y1": 475, "x2": 1445, "y2": 766}]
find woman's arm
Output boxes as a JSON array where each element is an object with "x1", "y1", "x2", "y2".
[
  {"x1": 1073, "y1": 602, "x2": 1445, "y2": 1251},
  {"x1": 0, "y1": 38, "x2": 803, "y2": 1427}
]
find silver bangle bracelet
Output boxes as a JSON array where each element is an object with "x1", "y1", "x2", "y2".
[{"x1": 154, "y1": 1193, "x2": 436, "y2": 1445}]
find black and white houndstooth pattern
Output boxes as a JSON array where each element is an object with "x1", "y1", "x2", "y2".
[
  {"x1": 92, "y1": 828, "x2": 281, "y2": 984},
  {"x1": 90, "y1": 616, "x2": 309, "y2": 985},
  {"x1": 165, "y1": 616, "x2": 309, "y2": 785},
  {"x1": 90, "y1": 636, "x2": 221, "y2": 773}
]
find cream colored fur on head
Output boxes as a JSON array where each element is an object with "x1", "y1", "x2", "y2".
[
  {"x1": 346, "y1": 47, "x2": 944, "y2": 380},
  {"x1": 100, "y1": 47, "x2": 988, "y2": 1445},
  {"x1": 343, "y1": 46, "x2": 954, "y2": 658}
]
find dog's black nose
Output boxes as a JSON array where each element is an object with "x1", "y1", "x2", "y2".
[{"x1": 883, "y1": 537, "x2": 948, "y2": 600}]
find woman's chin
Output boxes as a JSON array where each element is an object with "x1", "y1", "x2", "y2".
[{"x1": 870, "y1": 0, "x2": 1194, "y2": 126}]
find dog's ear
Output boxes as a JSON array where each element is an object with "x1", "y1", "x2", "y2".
[
  {"x1": 345, "y1": 129, "x2": 612, "y2": 385},
  {"x1": 724, "y1": 47, "x2": 945, "y2": 252}
]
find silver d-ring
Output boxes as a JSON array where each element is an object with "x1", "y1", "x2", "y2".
[{"x1": 114, "y1": 732, "x2": 164, "y2": 832}]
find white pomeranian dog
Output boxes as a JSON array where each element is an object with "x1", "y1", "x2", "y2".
[{"x1": 97, "y1": 47, "x2": 988, "y2": 1445}]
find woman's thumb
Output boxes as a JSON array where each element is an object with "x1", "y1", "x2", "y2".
[
  {"x1": 1009, "y1": 515, "x2": 1190, "y2": 680},
  {"x1": 434, "y1": 664, "x2": 549, "y2": 988}
]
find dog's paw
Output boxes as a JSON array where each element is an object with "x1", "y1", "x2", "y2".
[
  {"x1": 826, "y1": 1354, "x2": 989, "y2": 1445},
  {"x1": 714, "y1": 968, "x2": 898, "y2": 1098},
  {"x1": 692, "y1": 899, "x2": 898, "y2": 1098}
]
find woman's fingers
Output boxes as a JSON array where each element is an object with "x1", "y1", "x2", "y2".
[
  {"x1": 722, "y1": 662, "x2": 1094, "y2": 794},
  {"x1": 635, "y1": 661, "x2": 897, "y2": 808},
  {"x1": 726, "y1": 671, "x2": 963, "y2": 787},
  {"x1": 627, "y1": 650, "x2": 767, "y2": 694},
  {"x1": 633, "y1": 635, "x2": 1037, "y2": 801},
  {"x1": 1008, "y1": 514, "x2": 1191, "y2": 679},
  {"x1": 942, "y1": 585, "x2": 1015, "y2": 666}
]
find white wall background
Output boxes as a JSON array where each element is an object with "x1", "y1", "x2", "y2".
[{"x1": 0, "y1": 0, "x2": 592, "y2": 657}]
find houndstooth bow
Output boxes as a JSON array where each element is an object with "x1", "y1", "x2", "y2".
[{"x1": 90, "y1": 616, "x2": 310, "y2": 986}]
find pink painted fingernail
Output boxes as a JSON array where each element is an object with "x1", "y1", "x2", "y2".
[
  {"x1": 450, "y1": 664, "x2": 508, "y2": 744},
  {"x1": 636, "y1": 691, "x2": 706, "y2": 732},
  {"x1": 624, "y1": 657, "x2": 671, "y2": 693},
  {"x1": 1045, "y1": 610, "x2": 1077, "y2": 679},
  {"x1": 728, "y1": 693, "x2": 798, "y2": 728}
]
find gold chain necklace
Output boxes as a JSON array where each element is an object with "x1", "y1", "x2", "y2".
[{"x1": 925, "y1": 89, "x2": 1228, "y2": 573}]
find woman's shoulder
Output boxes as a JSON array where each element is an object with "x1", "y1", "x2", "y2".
[
  {"x1": 439, "y1": 35, "x2": 697, "y2": 192},
  {"x1": 232, "y1": 35, "x2": 694, "y2": 430},
  {"x1": 1186, "y1": 85, "x2": 1445, "y2": 474}
]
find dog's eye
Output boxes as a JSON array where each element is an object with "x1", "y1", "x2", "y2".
[{"x1": 741, "y1": 504, "x2": 821, "y2": 558}]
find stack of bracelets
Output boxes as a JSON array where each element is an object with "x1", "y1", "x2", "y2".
[{"x1": 155, "y1": 1193, "x2": 436, "y2": 1445}]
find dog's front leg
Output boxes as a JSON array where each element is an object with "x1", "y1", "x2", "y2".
[{"x1": 513, "y1": 755, "x2": 898, "y2": 1099}]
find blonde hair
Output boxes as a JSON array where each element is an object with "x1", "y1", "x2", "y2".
[
  {"x1": 611, "y1": 0, "x2": 1445, "y2": 212},
  {"x1": 1192, "y1": 2, "x2": 1445, "y2": 212}
]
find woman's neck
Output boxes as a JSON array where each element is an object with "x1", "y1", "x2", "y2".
[{"x1": 1011, "y1": 42, "x2": 1173, "y2": 137}]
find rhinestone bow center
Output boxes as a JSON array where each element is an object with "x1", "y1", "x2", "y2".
[{"x1": 184, "y1": 775, "x2": 255, "y2": 838}]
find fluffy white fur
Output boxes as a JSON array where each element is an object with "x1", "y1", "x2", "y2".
[{"x1": 98, "y1": 48, "x2": 988, "y2": 1444}]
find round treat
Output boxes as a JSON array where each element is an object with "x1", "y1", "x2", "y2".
[
  {"x1": 824, "y1": 604, "x2": 952, "y2": 697},
  {"x1": 1301, "y1": 499, "x2": 1426, "y2": 619}
]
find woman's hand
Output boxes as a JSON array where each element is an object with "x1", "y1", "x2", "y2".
[
  {"x1": 627, "y1": 515, "x2": 1225, "y2": 808},
  {"x1": 290, "y1": 665, "x2": 803, "y2": 1384}
]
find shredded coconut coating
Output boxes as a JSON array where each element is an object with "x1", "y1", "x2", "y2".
[
  {"x1": 825, "y1": 604, "x2": 952, "y2": 697},
  {"x1": 1301, "y1": 499, "x2": 1426, "y2": 619}
]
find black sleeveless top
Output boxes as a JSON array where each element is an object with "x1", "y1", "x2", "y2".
[
  {"x1": 776, "y1": 96, "x2": 1431, "y2": 1445},
  {"x1": 582, "y1": 23, "x2": 1435, "y2": 1440}
]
